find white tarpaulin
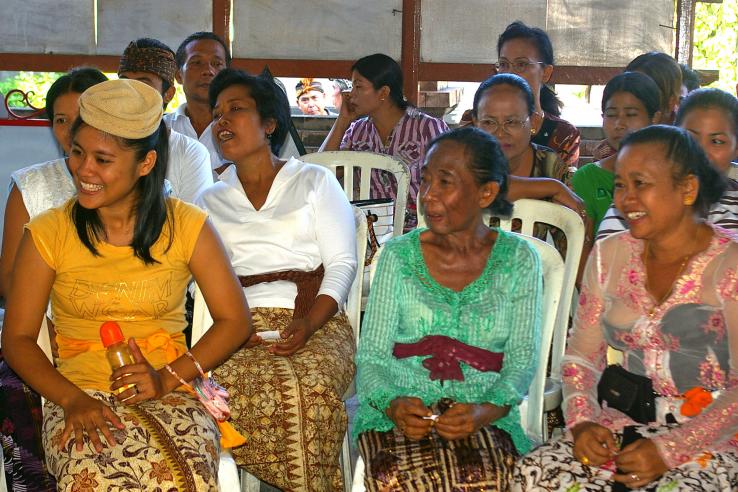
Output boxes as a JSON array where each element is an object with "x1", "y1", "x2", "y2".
[
  {"x1": 97, "y1": 0, "x2": 213, "y2": 55},
  {"x1": 231, "y1": 0, "x2": 403, "y2": 60}
]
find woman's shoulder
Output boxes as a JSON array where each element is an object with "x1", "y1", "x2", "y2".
[
  {"x1": 543, "y1": 112, "x2": 581, "y2": 137},
  {"x1": 194, "y1": 178, "x2": 231, "y2": 206},
  {"x1": 168, "y1": 197, "x2": 206, "y2": 217},
  {"x1": 406, "y1": 107, "x2": 449, "y2": 132},
  {"x1": 25, "y1": 198, "x2": 76, "y2": 245},
  {"x1": 11, "y1": 157, "x2": 71, "y2": 190},
  {"x1": 496, "y1": 230, "x2": 541, "y2": 265},
  {"x1": 166, "y1": 198, "x2": 207, "y2": 232},
  {"x1": 381, "y1": 228, "x2": 421, "y2": 260}
]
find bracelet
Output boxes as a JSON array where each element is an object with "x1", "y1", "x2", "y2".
[
  {"x1": 164, "y1": 364, "x2": 191, "y2": 388},
  {"x1": 185, "y1": 350, "x2": 206, "y2": 378}
]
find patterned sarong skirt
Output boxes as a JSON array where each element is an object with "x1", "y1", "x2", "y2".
[
  {"x1": 214, "y1": 307, "x2": 356, "y2": 492},
  {"x1": 42, "y1": 390, "x2": 221, "y2": 491}
]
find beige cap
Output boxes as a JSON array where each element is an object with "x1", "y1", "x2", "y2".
[{"x1": 78, "y1": 79, "x2": 163, "y2": 139}]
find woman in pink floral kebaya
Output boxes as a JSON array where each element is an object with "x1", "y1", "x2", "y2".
[{"x1": 514, "y1": 125, "x2": 738, "y2": 491}]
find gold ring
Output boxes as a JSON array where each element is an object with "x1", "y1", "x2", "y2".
[
  {"x1": 630, "y1": 473, "x2": 639, "y2": 481},
  {"x1": 581, "y1": 455, "x2": 590, "y2": 465}
]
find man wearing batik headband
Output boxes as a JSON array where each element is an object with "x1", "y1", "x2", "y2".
[
  {"x1": 118, "y1": 38, "x2": 213, "y2": 203},
  {"x1": 295, "y1": 78, "x2": 332, "y2": 116}
]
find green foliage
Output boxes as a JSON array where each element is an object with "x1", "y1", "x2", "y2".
[
  {"x1": 0, "y1": 71, "x2": 64, "y2": 110},
  {"x1": 0, "y1": 71, "x2": 187, "y2": 114},
  {"x1": 693, "y1": 1, "x2": 737, "y2": 93}
]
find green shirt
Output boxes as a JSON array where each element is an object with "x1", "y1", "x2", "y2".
[
  {"x1": 570, "y1": 162, "x2": 615, "y2": 232},
  {"x1": 354, "y1": 228, "x2": 542, "y2": 453}
]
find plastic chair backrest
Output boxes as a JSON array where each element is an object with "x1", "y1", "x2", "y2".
[
  {"x1": 494, "y1": 199, "x2": 584, "y2": 382},
  {"x1": 191, "y1": 205, "x2": 367, "y2": 349},
  {"x1": 729, "y1": 163, "x2": 738, "y2": 181},
  {"x1": 366, "y1": 232, "x2": 563, "y2": 445},
  {"x1": 510, "y1": 233, "x2": 564, "y2": 444},
  {"x1": 302, "y1": 151, "x2": 410, "y2": 237}
]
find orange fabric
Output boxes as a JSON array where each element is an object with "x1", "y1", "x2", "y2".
[
  {"x1": 56, "y1": 329, "x2": 186, "y2": 362},
  {"x1": 180, "y1": 385, "x2": 246, "y2": 449},
  {"x1": 680, "y1": 387, "x2": 714, "y2": 417}
]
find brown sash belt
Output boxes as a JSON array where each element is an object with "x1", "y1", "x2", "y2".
[{"x1": 238, "y1": 265, "x2": 324, "y2": 319}]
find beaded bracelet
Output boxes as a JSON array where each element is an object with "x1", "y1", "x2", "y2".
[{"x1": 165, "y1": 351, "x2": 231, "y2": 421}]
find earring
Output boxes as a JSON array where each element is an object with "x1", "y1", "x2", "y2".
[
  {"x1": 530, "y1": 127, "x2": 537, "y2": 136},
  {"x1": 266, "y1": 133, "x2": 272, "y2": 140}
]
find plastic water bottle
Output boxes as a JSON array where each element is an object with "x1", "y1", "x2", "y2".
[{"x1": 100, "y1": 321, "x2": 134, "y2": 394}]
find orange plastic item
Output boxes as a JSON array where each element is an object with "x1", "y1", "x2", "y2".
[{"x1": 100, "y1": 321, "x2": 125, "y2": 348}]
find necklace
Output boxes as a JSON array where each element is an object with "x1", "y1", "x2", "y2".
[{"x1": 642, "y1": 243, "x2": 692, "y2": 317}]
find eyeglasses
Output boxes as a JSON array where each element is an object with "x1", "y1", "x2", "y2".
[
  {"x1": 494, "y1": 59, "x2": 546, "y2": 73},
  {"x1": 477, "y1": 116, "x2": 530, "y2": 135}
]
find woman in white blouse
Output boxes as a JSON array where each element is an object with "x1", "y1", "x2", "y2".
[{"x1": 196, "y1": 69, "x2": 357, "y2": 492}]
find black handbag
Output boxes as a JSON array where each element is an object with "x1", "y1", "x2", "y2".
[{"x1": 597, "y1": 365, "x2": 656, "y2": 424}]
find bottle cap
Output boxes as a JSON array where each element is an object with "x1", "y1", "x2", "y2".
[{"x1": 100, "y1": 321, "x2": 125, "y2": 347}]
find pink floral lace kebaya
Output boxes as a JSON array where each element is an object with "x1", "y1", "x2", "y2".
[
  {"x1": 563, "y1": 225, "x2": 738, "y2": 469},
  {"x1": 514, "y1": 225, "x2": 738, "y2": 491}
]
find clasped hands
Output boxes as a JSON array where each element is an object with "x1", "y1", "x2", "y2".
[
  {"x1": 59, "y1": 338, "x2": 166, "y2": 453},
  {"x1": 572, "y1": 421, "x2": 669, "y2": 489},
  {"x1": 387, "y1": 396, "x2": 509, "y2": 441}
]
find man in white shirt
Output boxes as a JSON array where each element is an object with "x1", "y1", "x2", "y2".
[
  {"x1": 118, "y1": 38, "x2": 213, "y2": 203},
  {"x1": 165, "y1": 32, "x2": 231, "y2": 173}
]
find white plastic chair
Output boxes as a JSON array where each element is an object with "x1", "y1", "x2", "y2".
[
  {"x1": 190, "y1": 288, "x2": 252, "y2": 492},
  {"x1": 729, "y1": 162, "x2": 738, "y2": 181},
  {"x1": 493, "y1": 199, "x2": 585, "y2": 430},
  {"x1": 352, "y1": 232, "x2": 564, "y2": 491},
  {"x1": 302, "y1": 151, "x2": 411, "y2": 237},
  {"x1": 192, "y1": 205, "x2": 368, "y2": 492}
]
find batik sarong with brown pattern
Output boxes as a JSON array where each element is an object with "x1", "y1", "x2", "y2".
[
  {"x1": 214, "y1": 307, "x2": 356, "y2": 491},
  {"x1": 42, "y1": 390, "x2": 220, "y2": 491},
  {"x1": 359, "y1": 336, "x2": 518, "y2": 491},
  {"x1": 358, "y1": 400, "x2": 519, "y2": 492}
]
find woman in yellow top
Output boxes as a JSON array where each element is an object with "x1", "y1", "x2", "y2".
[{"x1": 1, "y1": 79, "x2": 251, "y2": 491}]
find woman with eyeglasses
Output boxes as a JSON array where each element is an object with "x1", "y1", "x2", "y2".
[
  {"x1": 496, "y1": 21, "x2": 581, "y2": 168},
  {"x1": 471, "y1": 73, "x2": 592, "y2": 265},
  {"x1": 473, "y1": 74, "x2": 571, "y2": 185}
]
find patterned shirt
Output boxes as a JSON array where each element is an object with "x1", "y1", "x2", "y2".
[
  {"x1": 340, "y1": 107, "x2": 449, "y2": 231},
  {"x1": 355, "y1": 229, "x2": 542, "y2": 453},
  {"x1": 564, "y1": 227, "x2": 738, "y2": 468}
]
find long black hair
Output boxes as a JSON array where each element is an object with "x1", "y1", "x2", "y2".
[
  {"x1": 619, "y1": 125, "x2": 725, "y2": 217},
  {"x1": 427, "y1": 127, "x2": 513, "y2": 216},
  {"x1": 351, "y1": 53, "x2": 409, "y2": 110},
  {"x1": 497, "y1": 21, "x2": 562, "y2": 116},
  {"x1": 70, "y1": 118, "x2": 171, "y2": 264}
]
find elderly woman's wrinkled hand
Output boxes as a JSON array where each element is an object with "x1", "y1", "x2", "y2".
[
  {"x1": 387, "y1": 397, "x2": 434, "y2": 440},
  {"x1": 434, "y1": 402, "x2": 509, "y2": 440},
  {"x1": 613, "y1": 438, "x2": 668, "y2": 489},
  {"x1": 571, "y1": 421, "x2": 618, "y2": 467},
  {"x1": 269, "y1": 318, "x2": 314, "y2": 357}
]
